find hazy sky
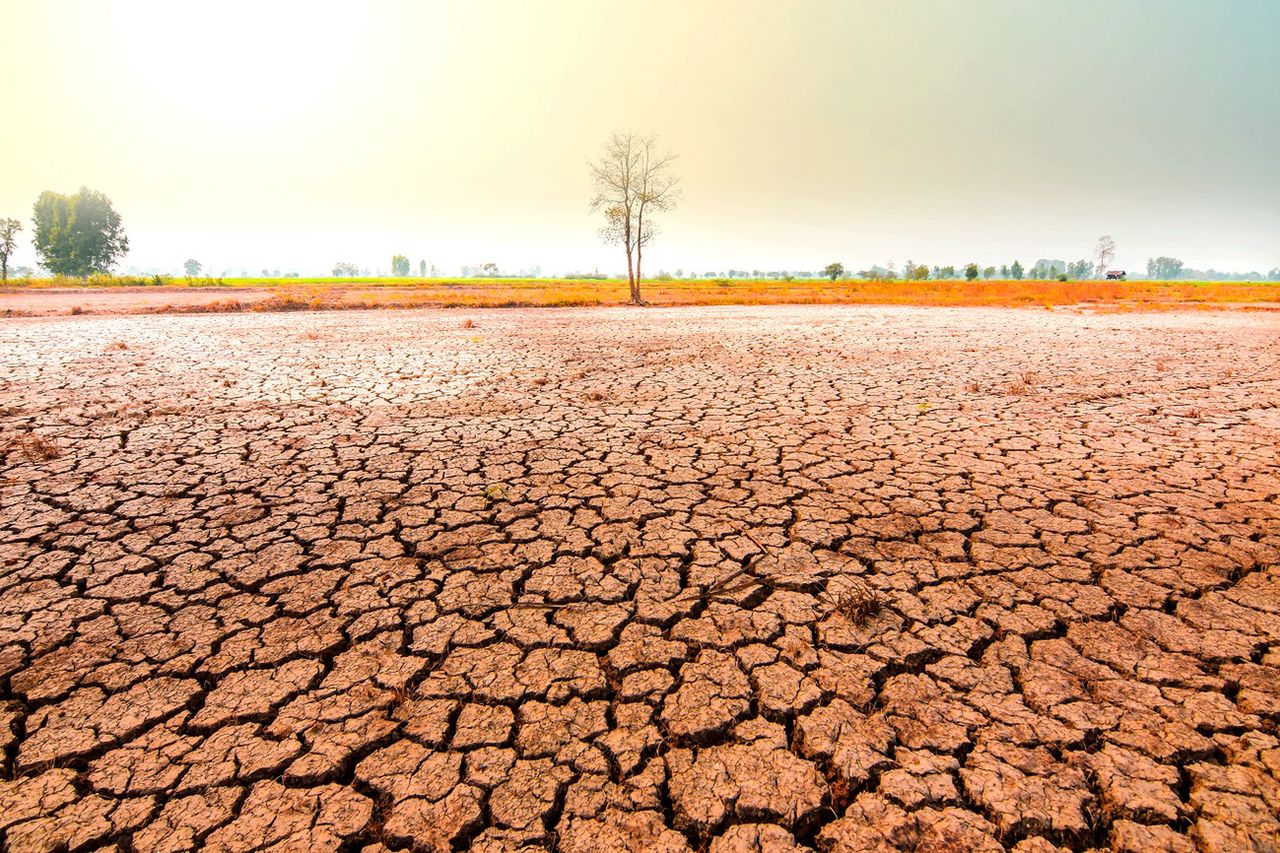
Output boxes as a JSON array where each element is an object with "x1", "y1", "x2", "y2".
[{"x1": 3, "y1": 0, "x2": 1277, "y2": 276}]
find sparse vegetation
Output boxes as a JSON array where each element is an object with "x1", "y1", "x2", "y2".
[{"x1": 6, "y1": 275, "x2": 1278, "y2": 314}]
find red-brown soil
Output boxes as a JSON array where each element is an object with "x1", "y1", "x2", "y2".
[{"x1": 1, "y1": 306, "x2": 1277, "y2": 851}]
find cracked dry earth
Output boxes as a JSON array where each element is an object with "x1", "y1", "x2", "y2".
[{"x1": 1, "y1": 305, "x2": 1279, "y2": 853}]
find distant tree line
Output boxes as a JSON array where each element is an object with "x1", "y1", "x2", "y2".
[{"x1": 3, "y1": 186, "x2": 1277, "y2": 285}]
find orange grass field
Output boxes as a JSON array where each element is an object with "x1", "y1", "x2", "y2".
[{"x1": 5, "y1": 275, "x2": 1279, "y2": 312}]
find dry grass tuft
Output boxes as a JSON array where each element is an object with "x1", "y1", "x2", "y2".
[
  {"x1": 106, "y1": 340, "x2": 129, "y2": 351},
  {"x1": 461, "y1": 318, "x2": 475, "y2": 329},
  {"x1": 2, "y1": 432, "x2": 62, "y2": 462},
  {"x1": 254, "y1": 294, "x2": 311, "y2": 312},
  {"x1": 829, "y1": 579, "x2": 881, "y2": 626},
  {"x1": 963, "y1": 380, "x2": 981, "y2": 394},
  {"x1": 1006, "y1": 372, "x2": 1037, "y2": 396}
]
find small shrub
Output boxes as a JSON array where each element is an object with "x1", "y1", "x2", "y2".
[
  {"x1": 461, "y1": 318, "x2": 475, "y2": 329},
  {"x1": 69, "y1": 305, "x2": 84, "y2": 315},
  {"x1": 106, "y1": 340, "x2": 129, "y2": 351}
]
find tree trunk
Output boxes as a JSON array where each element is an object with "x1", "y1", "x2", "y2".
[
  {"x1": 624, "y1": 243, "x2": 636, "y2": 303},
  {"x1": 633, "y1": 207, "x2": 645, "y2": 305}
]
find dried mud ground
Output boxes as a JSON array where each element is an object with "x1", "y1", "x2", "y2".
[{"x1": 1, "y1": 305, "x2": 1278, "y2": 853}]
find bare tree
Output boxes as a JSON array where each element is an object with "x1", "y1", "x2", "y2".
[
  {"x1": 589, "y1": 132, "x2": 679, "y2": 304},
  {"x1": 1093, "y1": 235, "x2": 1116, "y2": 278},
  {"x1": 0, "y1": 218, "x2": 21, "y2": 283}
]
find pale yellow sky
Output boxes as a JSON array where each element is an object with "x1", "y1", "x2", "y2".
[{"x1": 2, "y1": 0, "x2": 1277, "y2": 275}]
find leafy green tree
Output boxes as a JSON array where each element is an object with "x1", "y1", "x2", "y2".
[
  {"x1": 982, "y1": 266, "x2": 996, "y2": 279},
  {"x1": 0, "y1": 218, "x2": 21, "y2": 282},
  {"x1": 823, "y1": 262, "x2": 845, "y2": 281},
  {"x1": 184, "y1": 258, "x2": 202, "y2": 276},
  {"x1": 1146, "y1": 256, "x2": 1184, "y2": 279},
  {"x1": 482, "y1": 262, "x2": 499, "y2": 276},
  {"x1": 419, "y1": 259, "x2": 426, "y2": 276},
  {"x1": 32, "y1": 187, "x2": 129, "y2": 275},
  {"x1": 1000, "y1": 264, "x2": 1009, "y2": 278},
  {"x1": 391, "y1": 255, "x2": 411, "y2": 276},
  {"x1": 1010, "y1": 260, "x2": 1024, "y2": 280},
  {"x1": 903, "y1": 260, "x2": 930, "y2": 280},
  {"x1": 964, "y1": 263, "x2": 979, "y2": 281}
]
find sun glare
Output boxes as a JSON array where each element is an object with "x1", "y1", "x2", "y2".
[{"x1": 107, "y1": 1, "x2": 371, "y2": 131}]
